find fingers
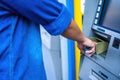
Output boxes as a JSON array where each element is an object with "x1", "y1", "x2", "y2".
[
  {"x1": 77, "y1": 39, "x2": 96, "y2": 56},
  {"x1": 81, "y1": 49, "x2": 85, "y2": 54},
  {"x1": 85, "y1": 46, "x2": 96, "y2": 57},
  {"x1": 85, "y1": 50, "x2": 94, "y2": 57},
  {"x1": 77, "y1": 43, "x2": 85, "y2": 54}
]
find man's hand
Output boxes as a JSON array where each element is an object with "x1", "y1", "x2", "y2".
[
  {"x1": 62, "y1": 20, "x2": 96, "y2": 56},
  {"x1": 77, "y1": 37, "x2": 96, "y2": 57}
]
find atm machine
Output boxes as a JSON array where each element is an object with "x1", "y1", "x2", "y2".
[{"x1": 79, "y1": 0, "x2": 120, "y2": 80}]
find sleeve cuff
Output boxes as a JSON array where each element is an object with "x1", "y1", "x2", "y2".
[{"x1": 44, "y1": 6, "x2": 72, "y2": 35}]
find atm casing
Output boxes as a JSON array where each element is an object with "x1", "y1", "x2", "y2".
[{"x1": 79, "y1": 0, "x2": 120, "y2": 80}]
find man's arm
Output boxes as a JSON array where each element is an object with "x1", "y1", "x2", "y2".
[{"x1": 62, "y1": 20, "x2": 96, "y2": 56}]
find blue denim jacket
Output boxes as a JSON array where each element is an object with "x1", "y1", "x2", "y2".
[{"x1": 0, "y1": 0, "x2": 72, "y2": 80}]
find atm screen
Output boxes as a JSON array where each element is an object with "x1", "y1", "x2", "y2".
[{"x1": 99, "y1": 0, "x2": 120, "y2": 33}]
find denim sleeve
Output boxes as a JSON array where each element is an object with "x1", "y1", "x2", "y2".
[{"x1": 1, "y1": 0, "x2": 72, "y2": 35}]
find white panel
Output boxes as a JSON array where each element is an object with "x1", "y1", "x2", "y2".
[
  {"x1": 40, "y1": 26, "x2": 51, "y2": 49},
  {"x1": 60, "y1": 36, "x2": 68, "y2": 80},
  {"x1": 81, "y1": 0, "x2": 86, "y2": 14},
  {"x1": 58, "y1": 0, "x2": 66, "y2": 6},
  {"x1": 58, "y1": 0, "x2": 68, "y2": 80},
  {"x1": 40, "y1": 25, "x2": 62, "y2": 80}
]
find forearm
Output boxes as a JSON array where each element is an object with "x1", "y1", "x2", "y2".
[
  {"x1": 62, "y1": 20, "x2": 96, "y2": 56},
  {"x1": 62, "y1": 20, "x2": 87, "y2": 42}
]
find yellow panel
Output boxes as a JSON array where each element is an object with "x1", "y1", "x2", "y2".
[{"x1": 74, "y1": 0, "x2": 83, "y2": 80}]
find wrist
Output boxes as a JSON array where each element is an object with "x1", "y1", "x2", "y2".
[{"x1": 77, "y1": 35, "x2": 87, "y2": 43}]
